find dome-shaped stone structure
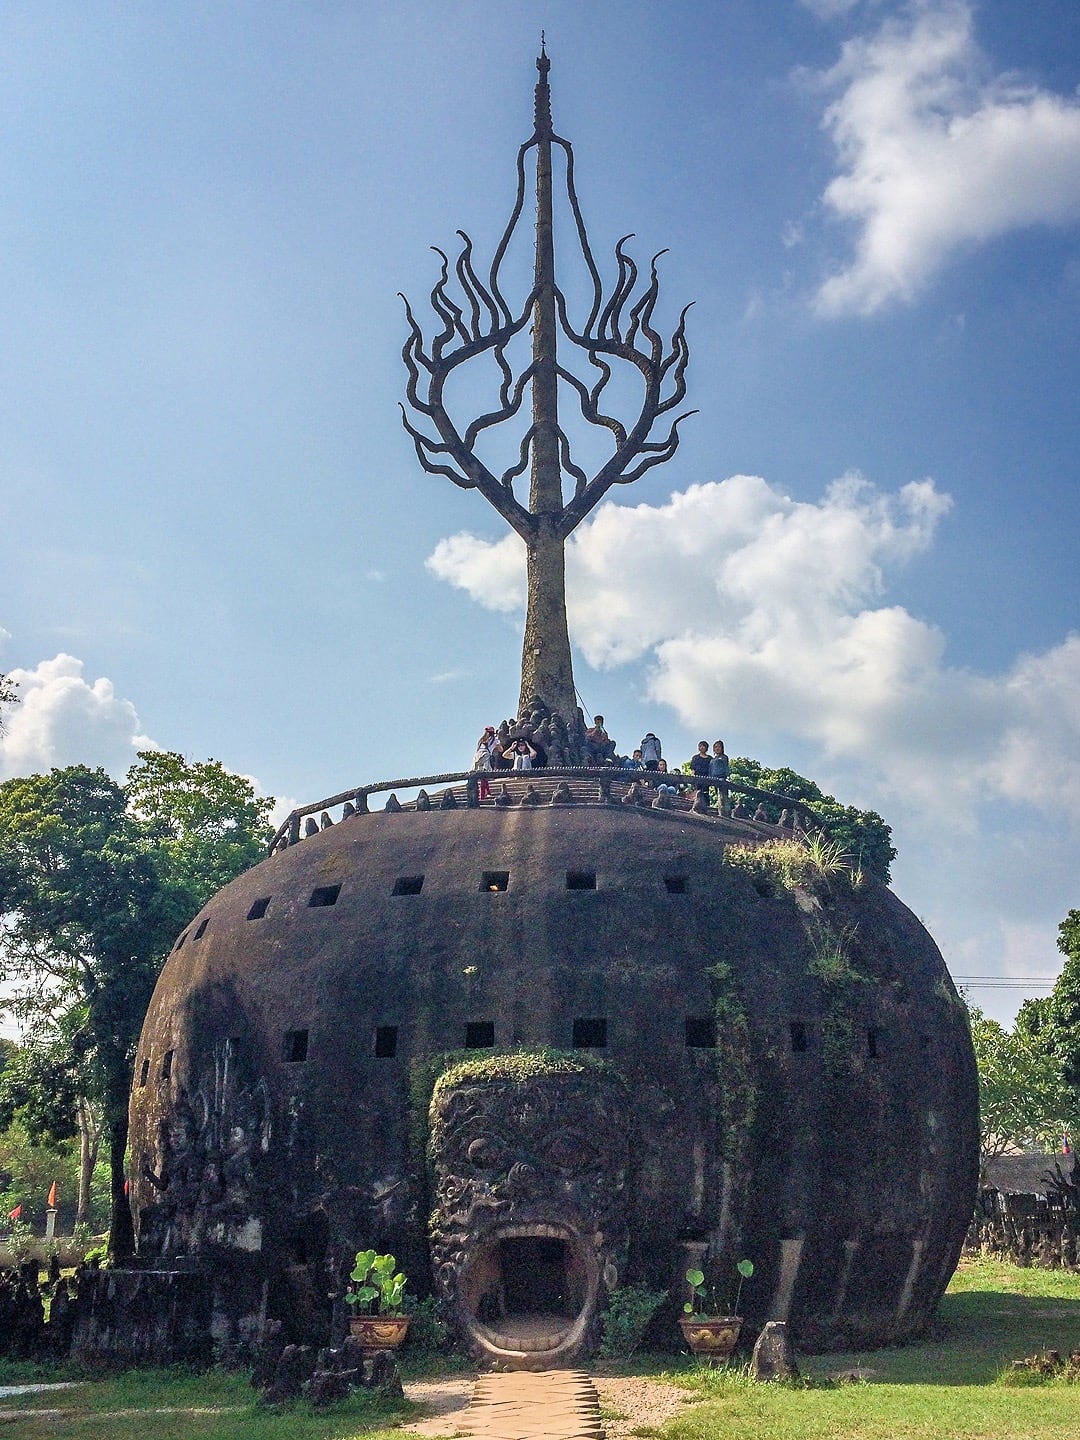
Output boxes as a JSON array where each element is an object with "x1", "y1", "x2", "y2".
[{"x1": 128, "y1": 778, "x2": 978, "y2": 1364}]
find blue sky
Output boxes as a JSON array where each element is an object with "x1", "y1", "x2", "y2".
[{"x1": 1, "y1": 0, "x2": 1078, "y2": 1029}]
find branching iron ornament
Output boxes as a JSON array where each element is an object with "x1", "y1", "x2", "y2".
[{"x1": 400, "y1": 45, "x2": 695, "y2": 721}]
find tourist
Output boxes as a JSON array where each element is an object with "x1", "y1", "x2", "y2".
[
  {"x1": 620, "y1": 749, "x2": 645, "y2": 770},
  {"x1": 709, "y1": 739, "x2": 730, "y2": 813},
  {"x1": 583, "y1": 715, "x2": 615, "y2": 766},
  {"x1": 655, "y1": 759, "x2": 681, "y2": 797},
  {"x1": 472, "y1": 726, "x2": 497, "y2": 800},
  {"x1": 640, "y1": 732, "x2": 662, "y2": 770},
  {"x1": 688, "y1": 741, "x2": 711, "y2": 804},
  {"x1": 503, "y1": 738, "x2": 537, "y2": 770}
]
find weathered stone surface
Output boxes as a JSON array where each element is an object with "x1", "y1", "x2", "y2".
[
  {"x1": 750, "y1": 1320, "x2": 798, "y2": 1381},
  {"x1": 129, "y1": 802, "x2": 979, "y2": 1363}
]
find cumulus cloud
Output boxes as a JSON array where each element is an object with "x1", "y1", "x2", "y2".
[
  {"x1": 812, "y1": 0, "x2": 1080, "y2": 314},
  {"x1": 0, "y1": 653, "x2": 156, "y2": 782},
  {"x1": 425, "y1": 472, "x2": 1080, "y2": 828}
]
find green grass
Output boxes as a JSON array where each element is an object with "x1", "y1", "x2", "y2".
[
  {"x1": 3, "y1": 1258, "x2": 1080, "y2": 1439},
  {"x1": 659, "y1": 1256, "x2": 1080, "y2": 1439}
]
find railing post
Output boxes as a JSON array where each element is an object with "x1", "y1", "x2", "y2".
[
  {"x1": 354, "y1": 789, "x2": 369, "y2": 815},
  {"x1": 466, "y1": 775, "x2": 480, "y2": 808},
  {"x1": 288, "y1": 812, "x2": 301, "y2": 847}
]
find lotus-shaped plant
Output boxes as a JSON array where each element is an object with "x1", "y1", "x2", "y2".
[{"x1": 346, "y1": 1250, "x2": 408, "y2": 1315}]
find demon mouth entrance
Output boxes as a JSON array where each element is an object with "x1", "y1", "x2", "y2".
[{"x1": 459, "y1": 1226, "x2": 598, "y2": 1365}]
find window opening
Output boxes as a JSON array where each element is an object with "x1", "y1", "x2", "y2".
[
  {"x1": 573, "y1": 1017, "x2": 607, "y2": 1048},
  {"x1": 685, "y1": 1016, "x2": 717, "y2": 1048},
  {"x1": 139, "y1": 1058, "x2": 150, "y2": 1087},
  {"x1": 481, "y1": 871, "x2": 510, "y2": 893},
  {"x1": 193, "y1": 918, "x2": 209, "y2": 940},
  {"x1": 664, "y1": 876, "x2": 688, "y2": 894},
  {"x1": 465, "y1": 1021, "x2": 496, "y2": 1049},
  {"x1": 392, "y1": 875, "x2": 424, "y2": 896},
  {"x1": 160, "y1": 1049, "x2": 174, "y2": 1080},
  {"x1": 308, "y1": 884, "x2": 341, "y2": 908},
  {"x1": 247, "y1": 896, "x2": 272, "y2": 920},
  {"x1": 789, "y1": 1022, "x2": 809, "y2": 1053},
  {"x1": 566, "y1": 871, "x2": 596, "y2": 891},
  {"x1": 283, "y1": 1029, "x2": 309, "y2": 1063},
  {"x1": 374, "y1": 1025, "x2": 399, "y2": 1058}
]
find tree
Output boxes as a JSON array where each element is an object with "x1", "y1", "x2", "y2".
[
  {"x1": 0, "y1": 671, "x2": 16, "y2": 731},
  {"x1": 0, "y1": 757, "x2": 273, "y2": 1258},
  {"x1": 965, "y1": 1001, "x2": 1077, "y2": 1165},
  {"x1": 125, "y1": 750, "x2": 274, "y2": 908},
  {"x1": 1047, "y1": 909, "x2": 1080, "y2": 1094},
  {"x1": 726, "y1": 757, "x2": 896, "y2": 883}
]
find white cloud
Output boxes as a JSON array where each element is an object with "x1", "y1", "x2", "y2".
[
  {"x1": 801, "y1": 0, "x2": 865, "y2": 19},
  {"x1": 812, "y1": 0, "x2": 1080, "y2": 314},
  {"x1": 425, "y1": 472, "x2": 1080, "y2": 833},
  {"x1": 0, "y1": 653, "x2": 156, "y2": 782}
]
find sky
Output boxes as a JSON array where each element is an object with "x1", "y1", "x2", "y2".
[{"x1": 1, "y1": 0, "x2": 1078, "y2": 1031}]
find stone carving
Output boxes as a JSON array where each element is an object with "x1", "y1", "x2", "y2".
[
  {"x1": 139, "y1": 1040, "x2": 271, "y2": 1257},
  {"x1": 428, "y1": 1068, "x2": 631, "y2": 1362}
]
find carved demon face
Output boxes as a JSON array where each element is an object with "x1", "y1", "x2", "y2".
[{"x1": 428, "y1": 1069, "x2": 630, "y2": 1365}]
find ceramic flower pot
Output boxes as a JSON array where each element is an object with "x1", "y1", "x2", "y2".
[
  {"x1": 348, "y1": 1313, "x2": 411, "y2": 1349},
  {"x1": 678, "y1": 1314, "x2": 742, "y2": 1360}
]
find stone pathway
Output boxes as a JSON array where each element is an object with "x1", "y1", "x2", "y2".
[{"x1": 407, "y1": 1369, "x2": 604, "y2": 1439}]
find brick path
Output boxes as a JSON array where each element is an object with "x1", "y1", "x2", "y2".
[{"x1": 408, "y1": 1369, "x2": 604, "y2": 1439}]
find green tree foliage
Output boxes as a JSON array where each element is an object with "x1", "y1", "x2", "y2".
[
  {"x1": 0, "y1": 671, "x2": 16, "y2": 731},
  {"x1": 0, "y1": 757, "x2": 273, "y2": 1258},
  {"x1": 965, "y1": 1000, "x2": 1077, "y2": 1164},
  {"x1": 125, "y1": 750, "x2": 274, "y2": 908},
  {"x1": 726, "y1": 757, "x2": 896, "y2": 883},
  {"x1": 1048, "y1": 910, "x2": 1080, "y2": 1094}
]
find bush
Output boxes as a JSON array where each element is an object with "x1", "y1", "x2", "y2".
[{"x1": 598, "y1": 1282, "x2": 667, "y2": 1359}]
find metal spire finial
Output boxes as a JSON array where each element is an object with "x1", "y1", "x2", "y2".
[{"x1": 399, "y1": 56, "x2": 695, "y2": 723}]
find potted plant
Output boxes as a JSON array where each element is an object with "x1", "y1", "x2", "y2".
[
  {"x1": 345, "y1": 1249, "x2": 411, "y2": 1349},
  {"x1": 678, "y1": 1258, "x2": 754, "y2": 1361}
]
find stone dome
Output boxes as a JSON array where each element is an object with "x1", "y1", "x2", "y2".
[{"x1": 128, "y1": 781, "x2": 978, "y2": 1363}]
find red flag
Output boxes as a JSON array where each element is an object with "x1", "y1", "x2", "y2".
[
  {"x1": 7, "y1": 1205, "x2": 21, "y2": 1221},
  {"x1": 47, "y1": 1181, "x2": 58, "y2": 1208}
]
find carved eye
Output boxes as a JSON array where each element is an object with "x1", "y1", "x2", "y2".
[
  {"x1": 543, "y1": 1129, "x2": 598, "y2": 1171},
  {"x1": 466, "y1": 1136, "x2": 510, "y2": 1170}
]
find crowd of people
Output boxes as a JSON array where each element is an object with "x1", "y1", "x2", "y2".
[{"x1": 469, "y1": 718, "x2": 733, "y2": 807}]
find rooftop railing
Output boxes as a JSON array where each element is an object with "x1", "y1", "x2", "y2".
[{"x1": 268, "y1": 768, "x2": 828, "y2": 855}]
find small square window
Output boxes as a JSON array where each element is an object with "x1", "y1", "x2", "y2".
[
  {"x1": 392, "y1": 875, "x2": 424, "y2": 896},
  {"x1": 139, "y1": 1057, "x2": 150, "y2": 1087},
  {"x1": 664, "y1": 876, "x2": 688, "y2": 894},
  {"x1": 374, "y1": 1025, "x2": 398, "y2": 1058},
  {"x1": 193, "y1": 918, "x2": 209, "y2": 940},
  {"x1": 247, "y1": 896, "x2": 272, "y2": 920},
  {"x1": 160, "y1": 1049, "x2": 174, "y2": 1080},
  {"x1": 480, "y1": 871, "x2": 509, "y2": 893},
  {"x1": 283, "y1": 1029, "x2": 309, "y2": 1063},
  {"x1": 685, "y1": 1017, "x2": 717, "y2": 1048},
  {"x1": 566, "y1": 871, "x2": 596, "y2": 891},
  {"x1": 308, "y1": 885, "x2": 341, "y2": 908},
  {"x1": 465, "y1": 1021, "x2": 495, "y2": 1049},
  {"x1": 789, "y1": 1022, "x2": 809, "y2": 1054},
  {"x1": 573, "y1": 1017, "x2": 607, "y2": 1048}
]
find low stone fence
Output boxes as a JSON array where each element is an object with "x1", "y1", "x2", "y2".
[{"x1": 268, "y1": 767, "x2": 827, "y2": 854}]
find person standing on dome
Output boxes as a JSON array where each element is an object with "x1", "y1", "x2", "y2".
[
  {"x1": 640, "y1": 732, "x2": 662, "y2": 771},
  {"x1": 472, "y1": 726, "x2": 497, "y2": 800},
  {"x1": 709, "y1": 739, "x2": 730, "y2": 813}
]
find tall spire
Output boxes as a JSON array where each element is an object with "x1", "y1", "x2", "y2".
[{"x1": 400, "y1": 51, "x2": 695, "y2": 739}]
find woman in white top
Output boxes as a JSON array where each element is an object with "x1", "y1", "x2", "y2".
[{"x1": 503, "y1": 738, "x2": 537, "y2": 770}]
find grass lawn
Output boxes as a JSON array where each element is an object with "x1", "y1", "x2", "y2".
[
  {"x1": 2, "y1": 1257, "x2": 1080, "y2": 1439},
  {"x1": 661, "y1": 1255, "x2": 1080, "y2": 1440}
]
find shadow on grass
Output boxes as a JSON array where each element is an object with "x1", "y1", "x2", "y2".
[{"x1": 796, "y1": 1288, "x2": 1080, "y2": 1387}]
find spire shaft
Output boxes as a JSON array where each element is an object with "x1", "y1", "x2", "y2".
[{"x1": 529, "y1": 48, "x2": 561, "y2": 518}]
